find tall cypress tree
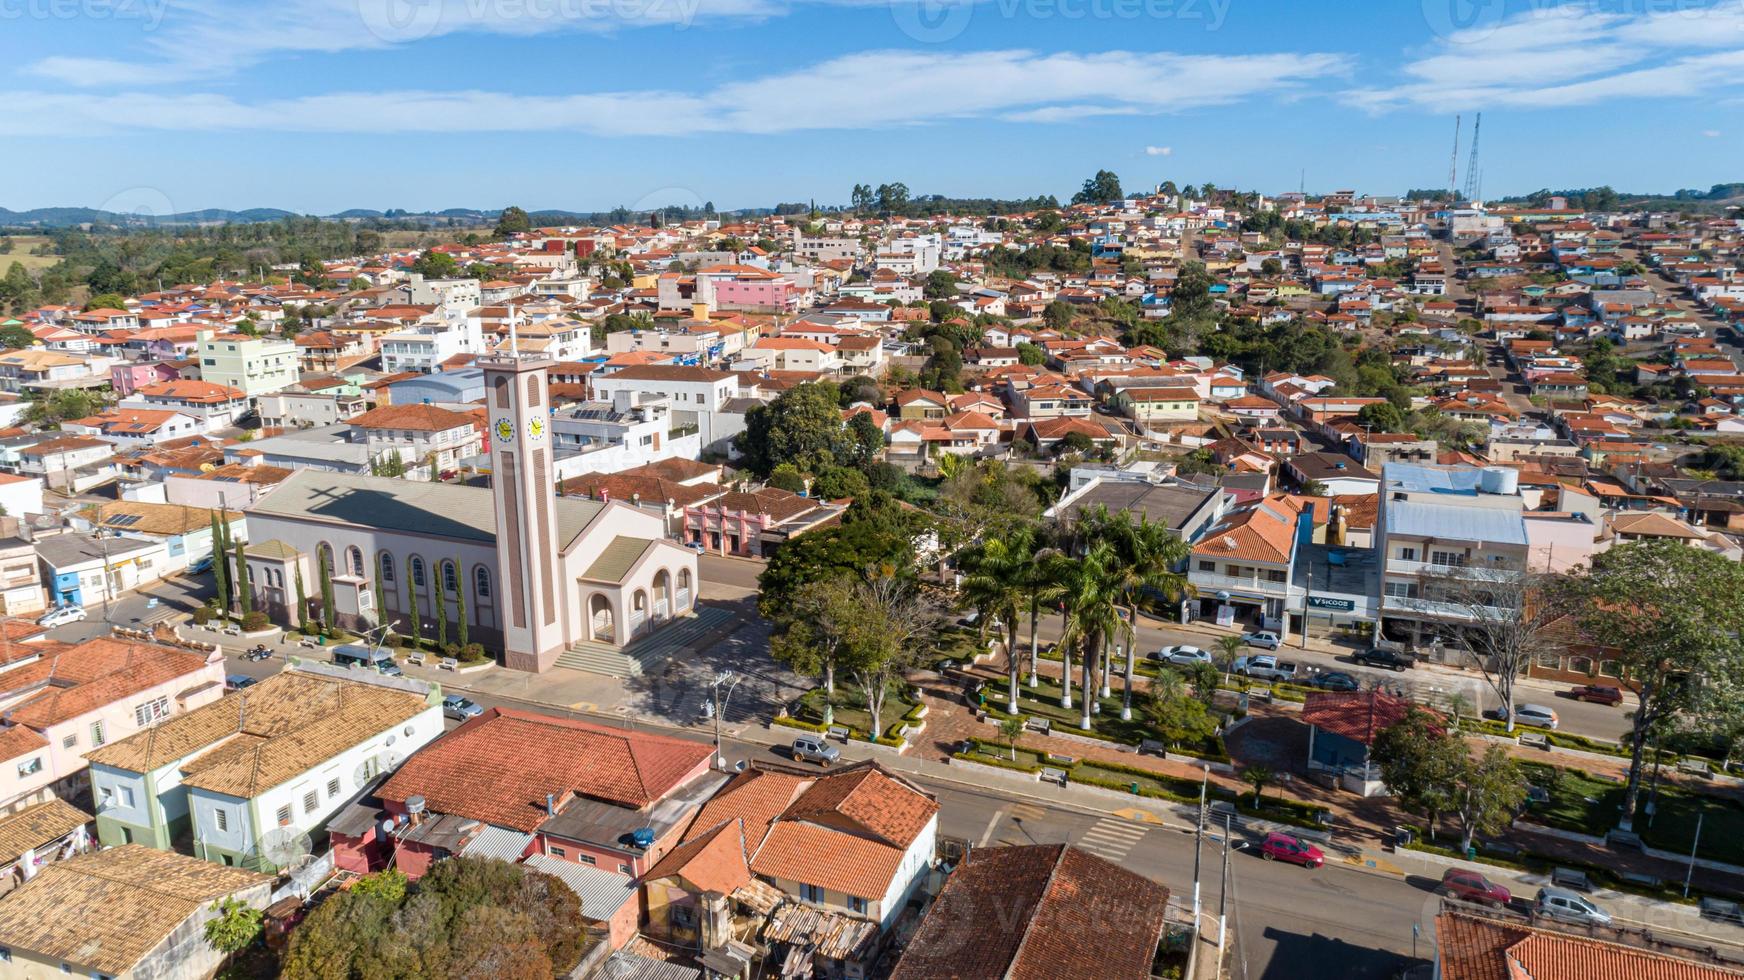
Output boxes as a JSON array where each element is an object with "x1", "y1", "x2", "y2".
[
  {"x1": 406, "y1": 573, "x2": 422, "y2": 649},
  {"x1": 209, "y1": 513, "x2": 229, "y2": 616},
  {"x1": 318, "y1": 549, "x2": 335, "y2": 634},
  {"x1": 373, "y1": 552, "x2": 389, "y2": 633},
  {"x1": 234, "y1": 539, "x2": 252, "y2": 615},
  {"x1": 294, "y1": 566, "x2": 309, "y2": 633},
  {"x1": 453, "y1": 556, "x2": 469, "y2": 649},
  {"x1": 433, "y1": 562, "x2": 448, "y2": 650}
]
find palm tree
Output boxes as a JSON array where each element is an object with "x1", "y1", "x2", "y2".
[
  {"x1": 1047, "y1": 543, "x2": 1124, "y2": 731},
  {"x1": 1216, "y1": 635, "x2": 1246, "y2": 675},
  {"x1": 960, "y1": 525, "x2": 1039, "y2": 714},
  {"x1": 1083, "y1": 509, "x2": 1193, "y2": 721},
  {"x1": 1242, "y1": 765, "x2": 1275, "y2": 807}
]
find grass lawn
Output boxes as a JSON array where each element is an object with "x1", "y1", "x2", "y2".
[
  {"x1": 990, "y1": 676, "x2": 1228, "y2": 761},
  {"x1": 0, "y1": 236, "x2": 61, "y2": 273},
  {"x1": 1521, "y1": 762, "x2": 1744, "y2": 866},
  {"x1": 794, "y1": 681, "x2": 919, "y2": 739}
]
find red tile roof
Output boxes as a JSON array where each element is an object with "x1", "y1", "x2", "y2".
[
  {"x1": 1302, "y1": 689, "x2": 1433, "y2": 746},
  {"x1": 890, "y1": 844, "x2": 1169, "y2": 980},
  {"x1": 378, "y1": 707, "x2": 713, "y2": 832},
  {"x1": 1436, "y1": 911, "x2": 1743, "y2": 980}
]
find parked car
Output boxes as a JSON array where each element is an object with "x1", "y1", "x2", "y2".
[
  {"x1": 1157, "y1": 645, "x2": 1212, "y2": 667},
  {"x1": 1534, "y1": 887, "x2": 1611, "y2": 926},
  {"x1": 1309, "y1": 671, "x2": 1361, "y2": 692},
  {"x1": 1241, "y1": 630, "x2": 1282, "y2": 650},
  {"x1": 1569, "y1": 684, "x2": 1623, "y2": 706},
  {"x1": 1438, "y1": 868, "x2": 1511, "y2": 907},
  {"x1": 442, "y1": 695, "x2": 484, "y2": 721},
  {"x1": 1352, "y1": 648, "x2": 1414, "y2": 672},
  {"x1": 684, "y1": 541, "x2": 706, "y2": 552},
  {"x1": 1487, "y1": 703, "x2": 1560, "y2": 729},
  {"x1": 37, "y1": 605, "x2": 86, "y2": 628},
  {"x1": 1258, "y1": 832, "x2": 1324, "y2": 868},
  {"x1": 224, "y1": 674, "x2": 258, "y2": 692},
  {"x1": 1232, "y1": 655, "x2": 1299, "y2": 683},
  {"x1": 188, "y1": 555, "x2": 214, "y2": 575},
  {"x1": 790, "y1": 734, "x2": 841, "y2": 767}
]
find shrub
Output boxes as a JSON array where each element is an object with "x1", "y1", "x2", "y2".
[
  {"x1": 443, "y1": 644, "x2": 461, "y2": 658},
  {"x1": 239, "y1": 611, "x2": 271, "y2": 632},
  {"x1": 300, "y1": 621, "x2": 320, "y2": 637},
  {"x1": 773, "y1": 716, "x2": 829, "y2": 733},
  {"x1": 191, "y1": 606, "x2": 213, "y2": 625},
  {"x1": 460, "y1": 643, "x2": 487, "y2": 663}
]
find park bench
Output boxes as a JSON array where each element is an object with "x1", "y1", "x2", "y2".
[
  {"x1": 1677, "y1": 759, "x2": 1716, "y2": 779},
  {"x1": 406, "y1": 653, "x2": 425, "y2": 667},
  {"x1": 1517, "y1": 731, "x2": 1549, "y2": 750},
  {"x1": 1140, "y1": 739, "x2": 1167, "y2": 756},
  {"x1": 1247, "y1": 688, "x2": 1273, "y2": 704},
  {"x1": 439, "y1": 657, "x2": 459, "y2": 671},
  {"x1": 1026, "y1": 717, "x2": 1052, "y2": 735},
  {"x1": 1040, "y1": 767, "x2": 1068, "y2": 786},
  {"x1": 1619, "y1": 871, "x2": 1663, "y2": 890},
  {"x1": 1551, "y1": 867, "x2": 1592, "y2": 892},
  {"x1": 297, "y1": 638, "x2": 320, "y2": 649},
  {"x1": 827, "y1": 724, "x2": 850, "y2": 742}
]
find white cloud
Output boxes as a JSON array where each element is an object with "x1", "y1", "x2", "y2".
[
  {"x1": 1346, "y1": 4, "x2": 1744, "y2": 112},
  {"x1": 0, "y1": 49, "x2": 1347, "y2": 136},
  {"x1": 1144, "y1": 145, "x2": 1173, "y2": 156},
  {"x1": 1704, "y1": 129, "x2": 1723, "y2": 137}
]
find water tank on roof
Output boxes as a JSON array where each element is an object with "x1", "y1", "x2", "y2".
[{"x1": 1479, "y1": 467, "x2": 1518, "y2": 495}]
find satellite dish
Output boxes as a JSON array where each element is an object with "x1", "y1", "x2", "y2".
[{"x1": 254, "y1": 826, "x2": 313, "y2": 871}]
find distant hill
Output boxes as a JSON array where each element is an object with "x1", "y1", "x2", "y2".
[{"x1": 0, "y1": 203, "x2": 768, "y2": 229}]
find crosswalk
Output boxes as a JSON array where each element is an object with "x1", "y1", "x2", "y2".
[{"x1": 1075, "y1": 816, "x2": 1150, "y2": 864}]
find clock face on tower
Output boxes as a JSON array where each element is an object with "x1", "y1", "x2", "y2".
[
  {"x1": 527, "y1": 417, "x2": 545, "y2": 441},
  {"x1": 494, "y1": 418, "x2": 514, "y2": 442}
]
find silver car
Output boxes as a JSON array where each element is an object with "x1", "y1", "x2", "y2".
[
  {"x1": 790, "y1": 735, "x2": 841, "y2": 767},
  {"x1": 1158, "y1": 645, "x2": 1212, "y2": 667},
  {"x1": 1534, "y1": 886, "x2": 1610, "y2": 926}
]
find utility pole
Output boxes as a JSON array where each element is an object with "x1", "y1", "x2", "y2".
[
  {"x1": 710, "y1": 670, "x2": 742, "y2": 771},
  {"x1": 1217, "y1": 811, "x2": 1232, "y2": 960},
  {"x1": 1684, "y1": 811, "x2": 1705, "y2": 898},
  {"x1": 1187, "y1": 765, "x2": 1210, "y2": 980}
]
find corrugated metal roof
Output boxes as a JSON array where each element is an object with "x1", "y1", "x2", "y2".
[
  {"x1": 523, "y1": 853, "x2": 636, "y2": 919},
  {"x1": 595, "y1": 949, "x2": 701, "y2": 980},
  {"x1": 1388, "y1": 501, "x2": 1528, "y2": 545},
  {"x1": 457, "y1": 824, "x2": 533, "y2": 862}
]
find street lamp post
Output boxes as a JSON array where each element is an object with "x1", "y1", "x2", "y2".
[{"x1": 710, "y1": 671, "x2": 742, "y2": 771}]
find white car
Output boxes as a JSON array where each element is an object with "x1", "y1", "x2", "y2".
[
  {"x1": 37, "y1": 605, "x2": 87, "y2": 628},
  {"x1": 1232, "y1": 655, "x2": 1299, "y2": 683},
  {"x1": 1492, "y1": 703, "x2": 1560, "y2": 730},
  {"x1": 1242, "y1": 630, "x2": 1282, "y2": 650},
  {"x1": 1156, "y1": 645, "x2": 1212, "y2": 667}
]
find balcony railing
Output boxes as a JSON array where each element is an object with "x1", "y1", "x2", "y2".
[
  {"x1": 1388, "y1": 559, "x2": 1525, "y2": 582},
  {"x1": 1188, "y1": 571, "x2": 1291, "y2": 597},
  {"x1": 1381, "y1": 595, "x2": 1514, "y2": 621}
]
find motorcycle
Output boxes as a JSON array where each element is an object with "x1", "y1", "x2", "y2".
[{"x1": 243, "y1": 645, "x2": 272, "y2": 662}]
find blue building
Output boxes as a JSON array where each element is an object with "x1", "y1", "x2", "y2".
[{"x1": 388, "y1": 367, "x2": 486, "y2": 406}]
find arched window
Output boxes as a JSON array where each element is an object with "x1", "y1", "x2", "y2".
[
  {"x1": 317, "y1": 542, "x2": 335, "y2": 573},
  {"x1": 473, "y1": 565, "x2": 492, "y2": 600},
  {"x1": 346, "y1": 546, "x2": 365, "y2": 578},
  {"x1": 379, "y1": 552, "x2": 396, "y2": 584},
  {"x1": 441, "y1": 560, "x2": 458, "y2": 595},
  {"x1": 409, "y1": 556, "x2": 426, "y2": 589}
]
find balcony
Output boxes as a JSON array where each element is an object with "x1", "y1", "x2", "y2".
[
  {"x1": 1387, "y1": 559, "x2": 1525, "y2": 582},
  {"x1": 1381, "y1": 595, "x2": 1513, "y2": 622},
  {"x1": 1188, "y1": 571, "x2": 1291, "y2": 598}
]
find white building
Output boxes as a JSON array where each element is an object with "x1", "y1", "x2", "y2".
[{"x1": 589, "y1": 364, "x2": 742, "y2": 453}]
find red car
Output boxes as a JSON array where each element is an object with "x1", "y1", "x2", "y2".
[
  {"x1": 1259, "y1": 832, "x2": 1324, "y2": 868},
  {"x1": 1437, "y1": 868, "x2": 1511, "y2": 907},
  {"x1": 1569, "y1": 684, "x2": 1623, "y2": 706}
]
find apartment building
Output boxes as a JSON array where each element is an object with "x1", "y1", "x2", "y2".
[
  {"x1": 589, "y1": 365, "x2": 741, "y2": 453},
  {"x1": 196, "y1": 330, "x2": 299, "y2": 399},
  {"x1": 1374, "y1": 463, "x2": 1530, "y2": 648},
  {"x1": 347, "y1": 403, "x2": 481, "y2": 475}
]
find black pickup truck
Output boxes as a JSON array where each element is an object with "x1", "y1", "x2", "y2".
[{"x1": 1351, "y1": 647, "x2": 1415, "y2": 672}]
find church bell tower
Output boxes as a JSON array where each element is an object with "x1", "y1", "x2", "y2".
[{"x1": 481, "y1": 338, "x2": 565, "y2": 672}]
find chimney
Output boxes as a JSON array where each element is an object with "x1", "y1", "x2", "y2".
[{"x1": 545, "y1": 793, "x2": 556, "y2": 817}]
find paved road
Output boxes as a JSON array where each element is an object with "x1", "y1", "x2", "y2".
[{"x1": 41, "y1": 573, "x2": 215, "y2": 644}]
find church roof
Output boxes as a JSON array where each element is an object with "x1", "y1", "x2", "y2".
[{"x1": 248, "y1": 470, "x2": 607, "y2": 550}]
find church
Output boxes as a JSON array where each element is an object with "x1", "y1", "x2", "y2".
[{"x1": 238, "y1": 349, "x2": 700, "y2": 672}]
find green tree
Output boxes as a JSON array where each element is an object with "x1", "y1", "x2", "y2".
[
  {"x1": 960, "y1": 523, "x2": 1041, "y2": 714},
  {"x1": 769, "y1": 578, "x2": 858, "y2": 723},
  {"x1": 923, "y1": 269, "x2": 959, "y2": 299},
  {"x1": 1371, "y1": 707, "x2": 1462, "y2": 840},
  {"x1": 1242, "y1": 764, "x2": 1275, "y2": 806},
  {"x1": 319, "y1": 547, "x2": 336, "y2": 634},
  {"x1": 1071, "y1": 169, "x2": 1124, "y2": 204},
  {"x1": 1144, "y1": 670, "x2": 1217, "y2": 747},
  {"x1": 493, "y1": 205, "x2": 532, "y2": 238},
  {"x1": 767, "y1": 463, "x2": 806, "y2": 493},
  {"x1": 1552, "y1": 540, "x2": 1744, "y2": 830},
  {"x1": 371, "y1": 553, "x2": 387, "y2": 633},
  {"x1": 1043, "y1": 300, "x2": 1075, "y2": 332},
  {"x1": 83, "y1": 292, "x2": 128, "y2": 311},
  {"x1": 1082, "y1": 507, "x2": 1191, "y2": 720},
  {"x1": 1356, "y1": 402, "x2": 1407, "y2": 433},
  {"x1": 810, "y1": 464, "x2": 869, "y2": 501},
  {"x1": 290, "y1": 567, "x2": 309, "y2": 635},
  {"x1": 736, "y1": 381, "x2": 849, "y2": 476},
  {"x1": 203, "y1": 896, "x2": 263, "y2": 958},
  {"x1": 1045, "y1": 541, "x2": 1124, "y2": 728},
  {"x1": 453, "y1": 556, "x2": 469, "y2": 648},
  {"x1": 1016, "y1": 341, "x2": 1045, "y2": 365},
  {"x1": 1454, "y1": 744, "x2": 1529, "y2": 852},
  {"x1": 842, "y1": 573, "x2": 936, "y2": 739},
  {"x1": 434, "y1": 561, "x2": 449, "y2": 650},
  {"x1": 0, "y1": 324, "x2": 34, "y2": 349},
  {"x1": 234, "y1": 538, "x2": 252, "y2": 615},
  {"x1": 999, "y1": 715, "x2": 1026, "y2": 761},
  {"x1": 406, "y1": 571, "x2": 422, "y2": 649},
  {"x1": 209, "y1": 512, "x2": 230, "y2": 617},
  {"x1": 410, "y1": 250, "x2": 458, "y2": 279}
]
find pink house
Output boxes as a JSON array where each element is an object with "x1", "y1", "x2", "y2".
[
  {"x1": 710, "y1": 277, "x2": 796, "y2": 314},
  {"x1": 110, "y1": 361, "x2": 180, "y2": 397},
  {"x1": 684, "y1": 488, "x2": 820, "y2": 557}
]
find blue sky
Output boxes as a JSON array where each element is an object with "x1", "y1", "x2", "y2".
[{"x1": 1, "y1": 0, "x2": 1739, "y2": 214}]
